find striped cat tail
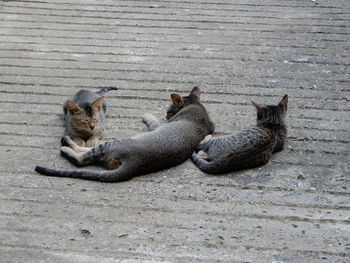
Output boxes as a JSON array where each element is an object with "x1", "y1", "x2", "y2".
[{"x1": 35, "y1": 163, "x2": 132, "y2": 183}]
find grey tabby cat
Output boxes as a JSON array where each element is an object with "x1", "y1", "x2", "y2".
[
  {"x1": 35, "y1": 87, "x2": 214, "y2": 182},
  {"x1": 192, "y1": 95, "x2": 288, "y2": 174},
  {"x1": 64, "y1": 87, "x2": 118, "y2": 147}
]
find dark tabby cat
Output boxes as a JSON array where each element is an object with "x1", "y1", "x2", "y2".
[
  {"x1": 64, "y1": 87, "x2": 118, "y2": 147},
  {"x1": 191, "y1": 95, "x2": 288, "y2": 174},
  {"x1": 35, "y1": 87, "x2": 214, "y2": 182}
]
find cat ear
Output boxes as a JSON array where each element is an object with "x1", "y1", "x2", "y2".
[
  {"x1": 92, "y1": 96, "x2": 105, "y2": 111},
  {"x1": 170, "y1": 93, "x2": 184, "y2": 108},
  {"x1": 66, "y1": 101, "x2": 82, "y2": 115},
  {"x1": 251, "y1": 101, "x2": 264, "y2": 115},
  {"x1": 189, "y1": 86, "x2": 201, "y2": 99},
  {"x1": 279, "y1": 95, "x2": 288, "y2": 112}
]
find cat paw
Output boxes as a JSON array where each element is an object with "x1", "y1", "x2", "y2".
[
  {"x1": 197, "y1": 150, "x2": 209, "y2": 159},
  {"x1": 86, "y1": 136, "x2": 99, "y2": 147},
  {"x1": 61, "y1": 135, "x2": 72, "y2": 146},
  {"x1": 142, "y1": 113, "x2": 160, "y2": 131},
  {"x1": 60, "y1": 146, "x2": 75, "y2": 161},
  {"x1": 86, "y1": 139, "x2": 98, "y2": 147},
  {"x1": 60, "y1": 146, "x2": 81, "y2": 166},
  {"x1": 191, "y1": 152, "x2": 199, "y2": 161},
  {"x1": 141, "y1": 113, "x2": 155, "y2": 123}
]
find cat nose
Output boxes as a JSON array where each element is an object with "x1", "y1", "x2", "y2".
[{"x1": 89, "y1": 124, "x2": 95, "y2": 129}]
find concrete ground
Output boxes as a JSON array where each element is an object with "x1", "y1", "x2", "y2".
[{"x1": 0, "y1": 0, "x2": 349, "y2": 262}]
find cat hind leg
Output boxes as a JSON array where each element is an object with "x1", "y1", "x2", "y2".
[
  {"x1": 60, "y1": 146, "x2": 87, "y2": 166},
  {"x1": 71, "y1": 137, "x2": 86, "y2": 147},
  {"x1": 60, "y1": 136, "x2": 96, "y2": 166},
  {"x1": 142, "y1": 113, "x2": 161, "y2": 131}
]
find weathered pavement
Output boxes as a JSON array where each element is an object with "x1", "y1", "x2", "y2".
[{"x1": 0, "y1": 0, "x2": 349, "y2": 262}]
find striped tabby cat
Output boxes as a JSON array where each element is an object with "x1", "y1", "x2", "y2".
[
  {"x1": 64, "y1": 87, "x2": 118, "y2": 147},
  {"x1": 192, "y1": 95, "x2": 288, "y2": 174}
]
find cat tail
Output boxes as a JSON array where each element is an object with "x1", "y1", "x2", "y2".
[
  {"x1": 191, "y1": 152, "x2": 223, "y2": 175},
  {"x1": 95, "y1": 86, "x2": 118, "y2": 96},
  {"x1": 35, "y1": 163, "x2": 133, "y2": 183}
]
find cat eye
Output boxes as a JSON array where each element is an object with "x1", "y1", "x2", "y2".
[{"x1": 80, "y1": 119, "x2": 89, "y2": 123}]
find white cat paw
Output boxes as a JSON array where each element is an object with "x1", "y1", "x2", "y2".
[
  {"x1": 86, "y1": 138, "x2": 98, "y2": 147},
  {"x1": 60, "y1": 146, "x2": 75, "y2": 155},
  {"x1": 141, "y1": 113, "x2": 155, "y2": 122}
]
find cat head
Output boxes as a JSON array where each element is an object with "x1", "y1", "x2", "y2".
[
  {"x1": 66, "y1": 96, "x2": 105, "y2": 130},
  {"x1": 252, "y1": 95, "x2": 288, "y2": 126},
  {"x1": 166, "y1": 86, "x2": 202, "y2": 120}
]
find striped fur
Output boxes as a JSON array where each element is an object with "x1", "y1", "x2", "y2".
[
  {"x1": 63, "y1": 87, "x2": 118, "y2": 147},
  {"x1": 35, "y1": 87, "x2": 214, "y2": 182},
  {"x1": 192, "y1": 95, "x2": 288, "y2": 174}
]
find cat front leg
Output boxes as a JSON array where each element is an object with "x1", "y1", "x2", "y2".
[
  {"x1": 60, "y1": 146, "x2": 86, "y2": 166},
  {"x1": 71, "y1": 136, "x2": 86, "y2": 147},
  {"x1": 86, "y1": 136, "x2": 99, "y2": 147},
  {"x1": 61, "y1": 136, "x2": 92, "y2": 153},
  {"x1": 142, "y1": 113, "x2": 161, "y2": 131}
]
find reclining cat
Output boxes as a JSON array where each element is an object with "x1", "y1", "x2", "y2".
[
  {"x1": 63, "y1": 87, "x2": 118, "y2": 147},
  {"x1": 35, "y1": 87, "x2": 214, "y2": 182},
  {"x1": 192, "y1": 95, "x2": 288, "y2": 174}
]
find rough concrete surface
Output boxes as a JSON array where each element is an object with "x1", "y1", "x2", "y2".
[{"x1": 0, "y1": 0, "x2": 349, "y2": 262}]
